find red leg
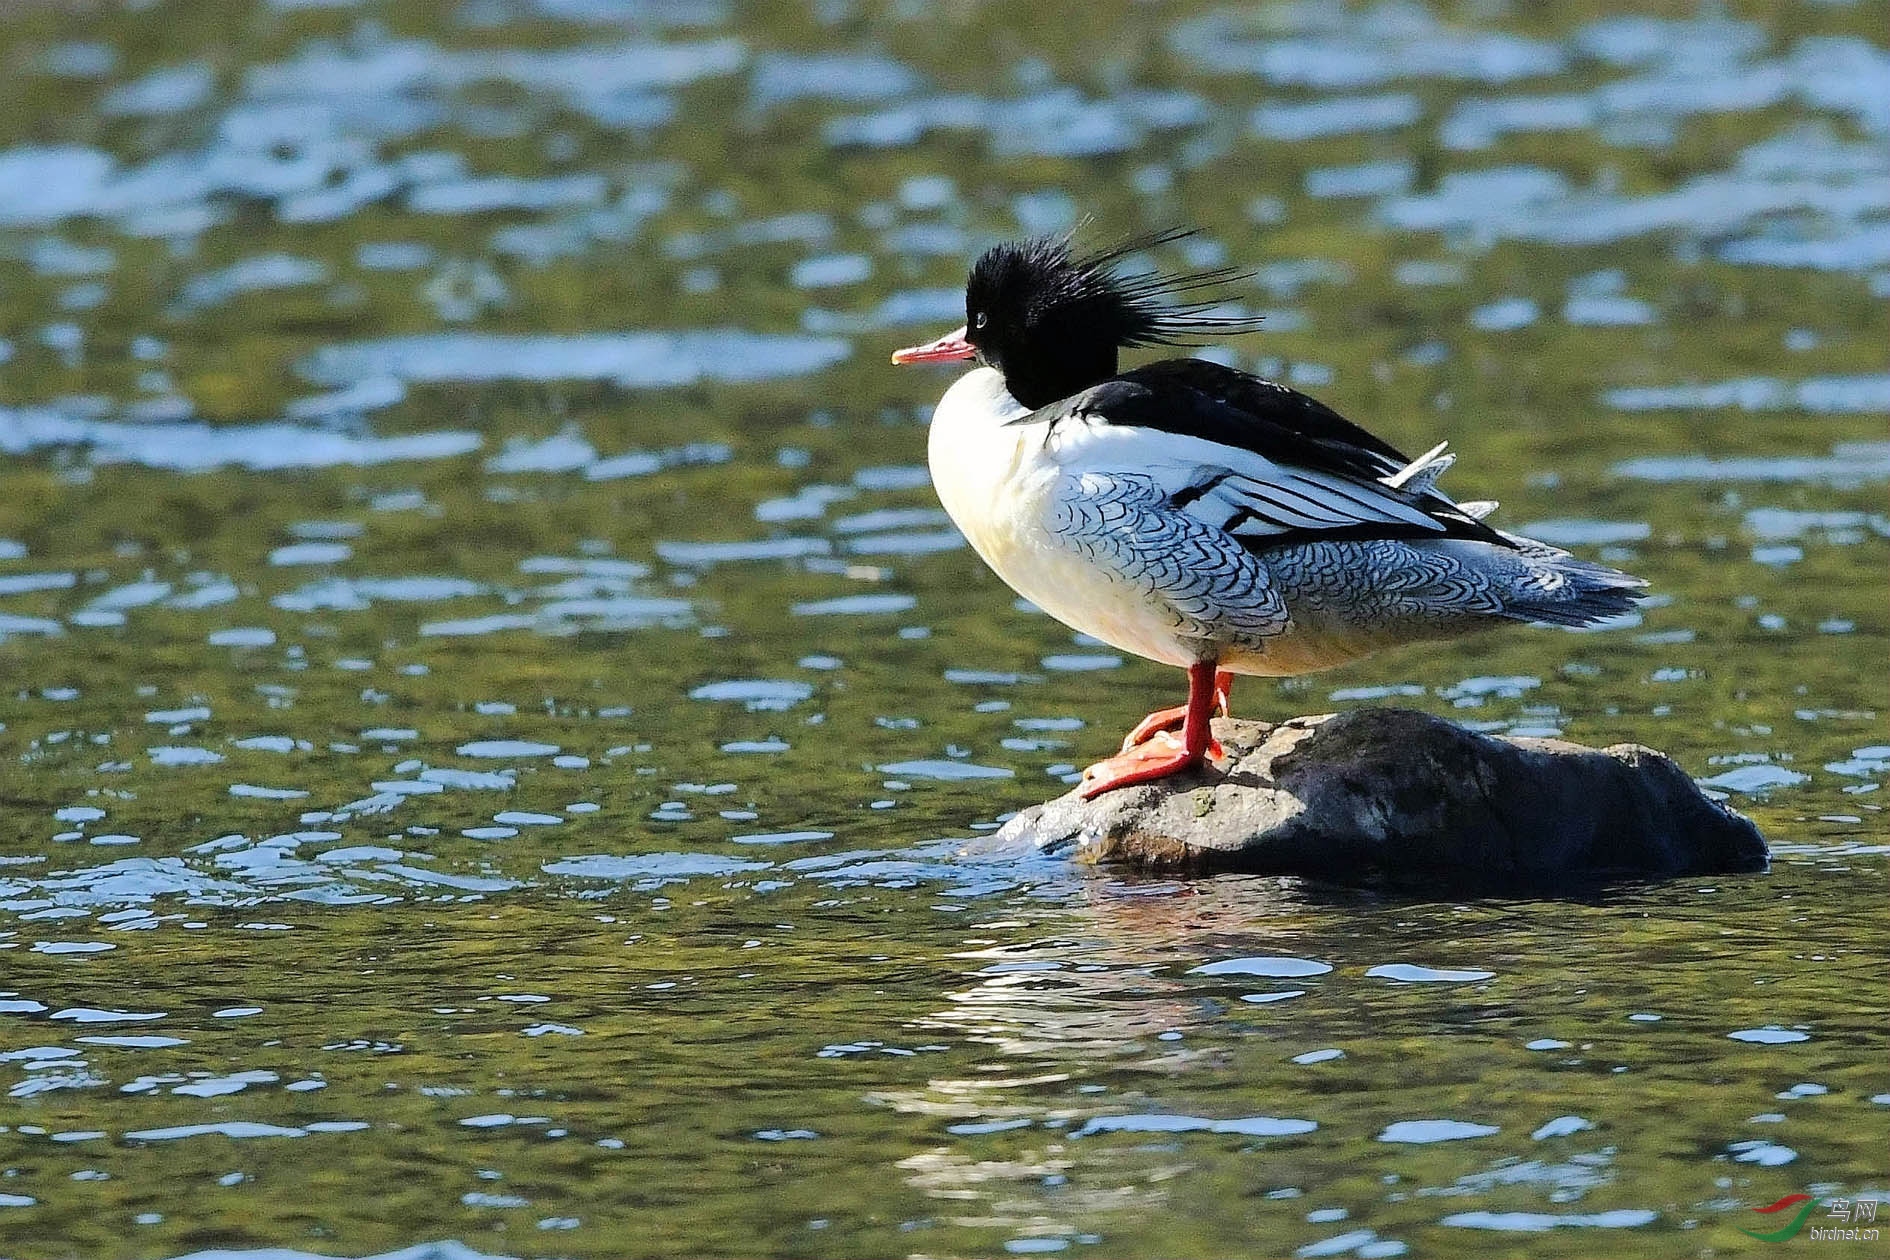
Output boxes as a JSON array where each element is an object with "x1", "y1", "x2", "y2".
[
  {"x1": 1080, "y1": 662, "x2": 1225, "y2": 799},
  {"x1": 1118, "y1": 670, "x2": 1235, "y2": 751}
]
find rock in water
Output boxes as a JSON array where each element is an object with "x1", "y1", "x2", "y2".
[{"x1": 984, "y1": 709, "x2": 1766, "y2": 882}]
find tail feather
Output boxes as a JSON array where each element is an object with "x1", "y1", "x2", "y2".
[
  {"x1": 1376, "y1": 442, "x2": 1647, "y2": 630},
  {"x1": 1494, "y1": 533, "x2": 1648, "y2": 628}
]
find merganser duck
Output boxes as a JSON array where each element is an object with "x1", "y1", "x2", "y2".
[{"x1": 892, "y1": 229, "x2": 1646, "y2": 798}]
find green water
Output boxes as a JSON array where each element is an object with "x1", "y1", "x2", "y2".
[{"x1": 1, "y1": 0, "x2": 1885, "y2": 1256}]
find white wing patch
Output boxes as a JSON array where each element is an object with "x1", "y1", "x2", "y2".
[
  {"x1": 1187, "y1": 466, "x2": 1445, "y2": 541},
  {"x1": 1044, "y1": 415, "x2": 1467, "y2": 545}
]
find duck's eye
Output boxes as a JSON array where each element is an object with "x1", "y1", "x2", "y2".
[{"x1": 973, "y1": 311, "x2": 988, "y2": 330}]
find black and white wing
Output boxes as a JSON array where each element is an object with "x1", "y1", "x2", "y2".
[{"x1": 1022, "y1": 358, "x2": 1510, "y2": 550}]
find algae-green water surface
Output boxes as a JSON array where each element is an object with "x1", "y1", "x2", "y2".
[{"x1": 1, "y1": 0, "x2": 1884, "y2": 1256}]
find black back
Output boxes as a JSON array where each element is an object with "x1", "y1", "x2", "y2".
[{"x1": 1112, "y1": 359, "x2": 1414, "y2": 475}]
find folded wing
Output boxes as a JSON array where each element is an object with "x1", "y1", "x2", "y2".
[{"x1": 1024, "y1": 359, "x2": 1511, "y2": 551}]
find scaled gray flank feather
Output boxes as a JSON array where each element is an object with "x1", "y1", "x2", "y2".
[
  {"x1": 1261, "y1": 539, "x2": 1507, "y2": 627},
  {"x1": 1048, "y1": 474, "x2": 1642, "y2": 647},
  {"x1": 1049, "y1": 471, "x2": 1291, "y2": 643}
]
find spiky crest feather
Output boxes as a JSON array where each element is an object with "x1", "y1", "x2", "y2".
[{"x1": 962, "y1": 227, "x2": 1260, "y2": 407}]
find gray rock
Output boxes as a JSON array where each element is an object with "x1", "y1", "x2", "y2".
[{"x1": 981, "y1": 708, "x2": 1766, "y2": 883}]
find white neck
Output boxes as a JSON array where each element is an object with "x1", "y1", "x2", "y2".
[
  {"x1": 931, "y1": 366, "x2": 1028, "y2": 434},
  {"x1": 925, "y1": 366, "x2": 1049, "y2": 561}
]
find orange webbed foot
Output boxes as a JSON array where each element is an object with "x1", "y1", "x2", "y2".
[
  {"x1": 1084, "y1": 663, "x2": 1232, "y2": 799},
  {"x1": 1078, "y1": 732, "x2": 1221, "y2": 799},
  {"x1": 1120, "y1": 703, "x2": 1190, "y2": 751},
  {"x1": 1116, "y1": 670, "x2": 1235, "y2": 752}
]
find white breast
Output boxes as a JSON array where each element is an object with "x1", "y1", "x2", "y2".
[
  {"x1": 924, "y1": 368, "x2": 1202, "y2": 668},
  {"x1": 926, "y1": 368, "x2": 1039, "y2": 552}
]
